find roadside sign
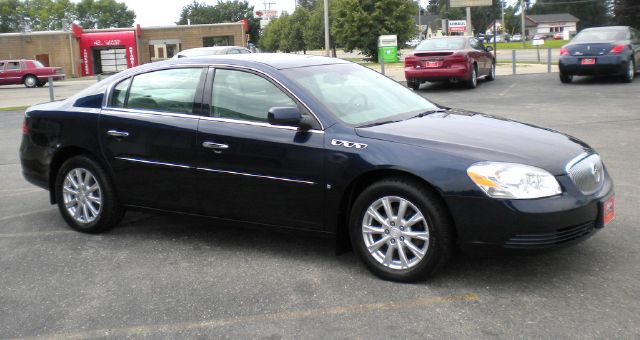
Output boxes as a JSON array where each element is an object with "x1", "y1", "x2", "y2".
[
  {"x1": 532, "y1": 39, "x2": 544, "y2": 46},
  {"x1": 448, "y1": 20, "x2": 467, "y2": 33},
  {"x1": 450, "y1": 0, "x2": 492, "y2": 7}
]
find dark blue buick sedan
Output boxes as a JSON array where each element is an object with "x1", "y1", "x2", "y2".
[{"x1": 20, "y1": 54, "x2": 614, "y2": 282}]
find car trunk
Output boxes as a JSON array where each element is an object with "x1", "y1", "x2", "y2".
[
  {"x1": 566, "y1": 43, "x2": 614, "y2": 56},
  {"x1": 405, "y1": 51, "x2": 463, "y2": 69}
]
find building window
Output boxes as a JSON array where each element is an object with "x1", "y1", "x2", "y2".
[
  {"x1": 203, "y1": 36, "x2": 234, "y2": 47},
  {"x1": 148, "y1": 39, "x2": 182, "y2": 62}
]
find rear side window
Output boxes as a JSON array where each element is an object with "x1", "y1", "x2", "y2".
[
  {"x1": 0, "y1": 62, "x2": 4, "y2": 69},
  {"x1": 111, "y1": 78, "x2": 131, "y2": 108},
  {"x1": 125, "y1": 68, "x2": 203, "y2": 114},
  {"x1": 7, "y1": 62, "x2": 20, "y2": 70}
]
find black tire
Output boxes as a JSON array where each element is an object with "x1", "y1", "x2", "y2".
[
  {"x1": 486, "y1": 62, "x2": 496, "y2": 81},
  {"x1": 559, "y1": 72, "x2": 573, "y2": 84},
  {"x1": 55, "y1": 155, "x2": 124, "y2": 233},
  {"x1": 23, "y1": 75, "x2": 37, "y2": 88},
  {"x1": 349, "y1": 177, "x2": 455, "y2": 282},
  {"x1": 408, "y1": 81, "x2": 420, "y2": 90},
  {"x1": 466, "y1": 65, "x2": 477, "y2": 89},
  {"x1": 621, "y1": 59, "x2": 635, "y2": 83}
]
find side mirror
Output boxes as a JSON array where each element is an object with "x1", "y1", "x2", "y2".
[
  {"x1": 485, "y1": 46, "x2": 493, "y2": 52},
  {"x1": 268, "y1": 107, "x2": 312, "y2": 130}
]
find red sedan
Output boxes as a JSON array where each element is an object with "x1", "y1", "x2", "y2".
[
  {"x1": 0, "y1": 59, "x2": 65, "y2": 88},
  {"x1": 404, "y1": 37, "x2": 495, "y2": 89}
]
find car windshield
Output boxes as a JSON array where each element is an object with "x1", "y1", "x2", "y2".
[
  {"x1": 573, "y1": 29, "x2": 627, "y2": 42},
  {"x1": 281, "y1": 63, "x2": 439, "y2": 126},
  {"x1": 33, "y1": 61, "x2": 45, "y2": 68},
  {"x1": 416, "y1": 38, "x2": 465, "y2": 51}
]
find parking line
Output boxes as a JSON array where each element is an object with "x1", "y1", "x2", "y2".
[
  {"x1": 0, "y1": 229, "x2": 74, "y2": 238},
  {"x1": 15, "y1": 293, "x2": 479, "y2": 339},
  {"x1": 499, "y1": 83, "x2": 517, "y2": 96},
  {"x1": 0, "y1": 208, "x2": 55, "y2": 222}
]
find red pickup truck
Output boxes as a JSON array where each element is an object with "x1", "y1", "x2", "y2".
[{"x1": 0, "y1": 59, "x2": 65, "y2": 88}]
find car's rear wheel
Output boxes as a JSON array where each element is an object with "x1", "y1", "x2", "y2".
[
  {"x1": 55, "y1": 155, "x2": 124, "y2": 233},
  {"x1": 23, "y1": 75, "x2": 37, "y2": 88},
  {"x1": 349, "y1": 178, "x2": 454, "y2": 282},
  {"x1": 560, "y1": 72, "x2": 573, "y2": 84},
  {"x1": 466, "y1": 65, "x2": 477, "y2": 89},
  {"x1": 486, "y1": 62, "x2": 496, "y2": 81},
  {"x1": 622, "y1": 59, "x2": 635, "y2": 83}
]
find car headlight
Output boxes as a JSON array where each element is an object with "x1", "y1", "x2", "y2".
[{"x1": 467, "y1": 162, "x2": 562, "y2": 199}]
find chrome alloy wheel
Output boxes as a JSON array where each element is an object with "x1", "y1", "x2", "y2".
[
  {"x1": 361, "y1": 196, "x2": 430, "y2": 270},
  {"x1": 491, "y1": 63, "x2": 496, "y2": 79},
  {"x1": 24, "y1": 76, "x2": 37, "y2": 87},
  {"x1": 62, "y1": 168, "x2": 102, "y2": 224},
  {"x1": 629, "y1": 61, "x2": 635, "y2": 80}
]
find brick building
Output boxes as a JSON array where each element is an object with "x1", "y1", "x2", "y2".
[{"x1": 0, "y1": 22, "x2": 246, "y2": 78}]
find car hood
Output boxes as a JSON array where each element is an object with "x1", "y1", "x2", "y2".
[{"x1": 355, "y1": 109, "x2": 591, "y2": 175}]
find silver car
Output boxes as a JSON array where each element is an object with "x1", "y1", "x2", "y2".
[{"x1": 172, "y1": 46, "x2": 252, "y2": 58}]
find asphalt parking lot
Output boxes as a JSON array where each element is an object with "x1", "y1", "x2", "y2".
[{"x1": 1, "y1": 73, "x2": 639, "y2": 338}]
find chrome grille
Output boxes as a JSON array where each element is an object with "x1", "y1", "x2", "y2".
[{"x1": 567, "y1": 154, "x2": 604, "y2": 195}]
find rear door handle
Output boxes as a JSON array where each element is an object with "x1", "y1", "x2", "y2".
[
  {"x1": 202, "y1": 141, "x2": 229, "y2": 151},
  {"x1": 107, "y1": 130, "x2": 129, "y2": 138}
]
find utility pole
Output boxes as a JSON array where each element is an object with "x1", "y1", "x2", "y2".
[
  {"x1": 418, "y1": 0, "x2": 422, "y2": 39},
  {"x1": 520, "y1": 0, "x2": 526, "y2": 48},
  {"x1": 465, "y1": 6, "x2": 471, "y2": 36},
  {"x1": 324, "y1": 0, "x2": 330, "y2": 57},
  {"x1": 501, "y1": 0, "x2": 505, "y2": 33}
]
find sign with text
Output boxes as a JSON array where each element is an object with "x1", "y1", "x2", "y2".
[
  {"x1": 448, "y1": 20, "x2": 467, "y2": 32},
  {"x1": 532, "y1": 39, "x2": 544, "y2": 46},
  {"x1": 450, "y1": 0, "x2": 492, "y2": 7}
]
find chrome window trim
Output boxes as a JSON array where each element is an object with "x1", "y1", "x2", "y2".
[
  {"x1": 115, "y1": 157, "x2": 315, "y2": 185},
  {"x1": 102, "y1": 62, "x2": 325, "y2": 130},
  {"x1": 101, "y1": 107, "x2": 323, "y2": 134}
]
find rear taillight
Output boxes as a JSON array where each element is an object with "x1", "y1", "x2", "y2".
[
  {"x1": 560, "y1": 47, "x2": 569, "y2": 56},
  {"x1": 610, "y1": 45, "x2": 625, "y2": 54},
  {"x1": 22, "y1": 119, "x2": 29, "y2": 135},
  {"x1": 447, "y1": 53, "x2": 467, "y2": 63},
  {"x1": 404, "y1": 56, "x2": 416, "y2": 67}
]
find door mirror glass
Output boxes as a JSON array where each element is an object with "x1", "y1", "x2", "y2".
[{"x1": 485, "y1": 46, "x2": 493, "y2": 52}]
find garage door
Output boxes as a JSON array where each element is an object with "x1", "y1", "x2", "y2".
[{"x1": 100, "y1": 48, "x2": 128, "y2": 73}]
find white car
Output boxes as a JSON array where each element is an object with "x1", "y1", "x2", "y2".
[{"x1": 172, "y1": 46, "x2": 252, "y2": 58}]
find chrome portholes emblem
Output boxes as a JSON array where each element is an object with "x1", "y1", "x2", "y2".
[{"x1": 331, "y1": 139, "x2": 368, "y2": 149}]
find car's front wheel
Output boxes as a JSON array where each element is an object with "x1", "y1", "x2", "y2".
[
  {"x1": 408, "y1": 81, "x2": 420, "y2": 90},
  {"x1": 622, "y1": 59, "x2": 635, "y2": 83},
  {"x1": 23, "y1": 75, "x2": 37, "y2": 88},
  {"x1": 349, "y1": 178, "x2": 454, "y2": 282},
  {"x1": 560, "y1": 72, "x2": 573, "y2": 84},
  {"x1": 486, "y1": 62, "x2": 496, "y2": 81},
  {"x1": 466, "y1": 65, "x2": 477, "y2": 89},
  {"x1": 55, "y1": 155, "x2": 124, "y2": 233}
]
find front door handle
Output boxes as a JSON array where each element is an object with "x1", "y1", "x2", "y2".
[
  {"x1": 202, "y1": 141, "x2": 229, "y2": 151},
  {"x1": 107, "y1": 130, "x2": 129, "y2": 138}
]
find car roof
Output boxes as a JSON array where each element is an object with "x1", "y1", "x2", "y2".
[{"x1": 168, "y1": 53, "x2": 350, "y2": 70}]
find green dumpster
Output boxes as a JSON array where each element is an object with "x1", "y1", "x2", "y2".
[{"x1": 378, "y1": 35, "x2": 398, "y2": 63}]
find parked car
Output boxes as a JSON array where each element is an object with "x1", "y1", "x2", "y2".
[
  {"x1": 404, "y1": 36, "x2": 495, "y2": 89},
  {"x1": 20, "y1": 54, "x2": 614, "y2": 282},
  {"x1": 533, "y1": 34, "x2": 550, "y2": 40},
  {"x1": 511, "y1": 34, "x2": 523, "y2": 42},
  {"x1": 0, "y1": 59, "x2": 65, "y2": 88},
  {"x1": 172, "y1": 46, "x2": 252, "y2": 58},
  {"x1": 406, "y1": 38, "x2": 422, "y2": 48},
  {"x1": 553, "y1": 33, "x2": 564, "y2": 40},
  {"x1": 559, "y1": 26, "x2": 640, "y2": 83}
]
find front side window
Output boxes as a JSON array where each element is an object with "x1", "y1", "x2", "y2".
[
  {"x1": 125, "y1": 68, "x2": 203, "y2": 114},
  {"x1": 211, "y1": 69, "x2": 297, "y2": 123}
]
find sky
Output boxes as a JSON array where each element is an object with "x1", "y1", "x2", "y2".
[{"x1": 116, "y1": 0, "x2": 297, "y2": 27}]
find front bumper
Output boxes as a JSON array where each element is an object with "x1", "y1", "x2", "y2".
[
  {"x1": 559, "y1": 55, "x2": 626, "y2": 76},
  {"x1": 444, "y1": 172, "x2": 614, "y2": 250}
]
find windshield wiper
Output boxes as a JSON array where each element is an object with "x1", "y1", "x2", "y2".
[
  {"x1": 357, "y1": 119, "x2": 403, "y2": 128},
  {"x1": 410, "y1": 109, "x2": 447, "y2": 119}
]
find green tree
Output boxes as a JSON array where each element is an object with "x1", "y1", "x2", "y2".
[
  {"x1": 260, "y1": 16, "x2": 286, "y2": 52},
  {"x1": 0, "y1": 0, "x2": 26, "y2": 32},
  {"x1": 177, "y1": 0, "x2": 261, "y2": 44},
  {"x1": 613, "y1": 0, "x2": 639, "y2": 30},
  {"x1": 333, "y1": 0, "x2": 417, "y2": 60},
  {"x1": 529, "y1": 0, "x2": 612, "y2": 30},
  {"x1": 76, "y1": 0, "x2": 135, "y2": 29}
]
